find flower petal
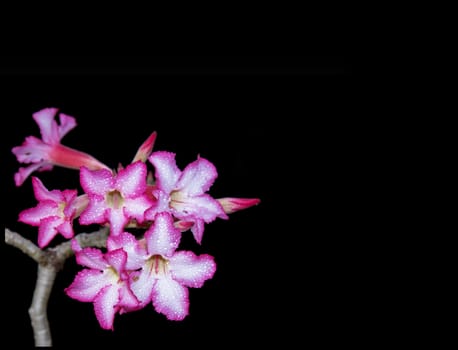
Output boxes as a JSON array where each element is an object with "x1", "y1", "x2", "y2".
[
  {"x1": 57, "y1": 112, "x2": 77, "y2": 139},
  {"x1": 217, "y1": 197, "x2": 261, "y2": 214},
  {"x1": 14, "y1": 162, "x2": 52, "y2": 187},
  {"x1": 56, "y1": 220, "x2": 74, "y2": 239},
  {"x1": 105, "y1": 249, "x2": 127, "y2": 275},
  {"x1": 123, "y1": 196, "x2": 153, "y2": 223},
  {"x1": 173, "y1": 194, "x2": 227, "y2": 222},
  {"x1": 148, "y1": 151, "x2": 181, "y2": 194},
  {"x1": 132, "y1": 131, "x2": 157, "y2": 163},
  {"x1": 12, "y1": 136, "x2": 50, "y2": 163},
  {"x1": 176, "y1": 156, "x2": 218, "y2": 196},
  {"x1": 115, "y1": 161, "x2": 147, "y2": 197},
  {"x1": 32, "y1": 107, "x2": 61, "y2": 144},
  {"x1": 145, "y1": 212, "x2": 180, "y2": 257},
  {"x1": 152, "y1": 277, "x2": 188, "y2": 321},
  {"x1": 32, "y1": 177, "x2": 62, "y2": 202},
  {"x1": 190, "y1": 219, "x2": 205, "y2": 245},
  {"x1": 75, "y1": 247, "x2": 108, "y2": 270},
  {"x1": 118, "y1": 283, "x2": 140, "y2": 313},
  {"x1": 18, "y1": 201, "x2": 58, "y2": 226},
  {"x1": 170, "y1": 251, "x2": 216, "y2": 288},
  {"x1": 93, "y1": 285, "x2": 119, "y2": 330},
  {"x1": 37, "y1": 216, "x2": 61, "y2": 247},
  {"x1": 107, "y1": 232, "x2": 147, "y2": 270},
  {"x1": 65, "y1": 269, "x2": 111, "y2": 302},
  {"x1": 80, "y1": 166, "x2": 113, "y2": 196},
  {"x1": 107, "y1": 208, "x2": 129, "y2": 236},
  {"x1": 130, "y1": 261, "x2": 156, "y2": 306},
  {"x1": 79, "y1": 198, "x2": 108, "y2": 225}
]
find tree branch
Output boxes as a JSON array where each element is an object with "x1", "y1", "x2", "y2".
[
  {"x1": 50, "y1": 226, "x2": 110, "y2": 266},
  {"x1": 4, "y1": 228, "x2": 45, "y2": 263},
  {"x1": 29, "y1": 265, "x2": 57, "y2": 346},
  {"x1": 5, "y1": 226, "x2": 110, "y2": 346}
]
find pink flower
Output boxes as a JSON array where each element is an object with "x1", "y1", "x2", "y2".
[
  {"x1": 12, "y1": 108, "x2": 110, "y2": 186},
  {"x1": 145, "y1": 151, "x2": 228, "y2": 244},
  {"x1": 127, "y1": 212, "x2": 216, "y2": 320},
  {"x1": 217, "y1": 197, "x2": 261, "y2": 214},
  {"x1": 132, "y1": 131, "x2": 157, "y2": 163},
  {"x1": 65, "y1": 241, "x2": 139, "y2": 330},
  {"x1": 79, "y1": 161, "x2": 154, "y2": 236},
  {"x1": 18, "y1": 177, "x2": 88, "y2": 248}
]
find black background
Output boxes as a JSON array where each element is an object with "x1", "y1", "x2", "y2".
[{"x1": 2, "y1": 55, "x2": 359, "y2": 347}]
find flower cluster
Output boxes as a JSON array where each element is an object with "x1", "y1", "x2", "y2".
[{"x1": 13, "y1": 108, "x2": 260, "y2": 330}]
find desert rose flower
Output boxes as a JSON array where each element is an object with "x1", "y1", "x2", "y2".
[
  {"x1": 12, "y1": 108, "x2": 110, "y2": 186},
  {"x1": 79, "y1": 161, "x2": 154, "y2": 236},
  {"x1": 145, "y1": 151, "x2": 228, "y2": 244},
  {"x1": 65, "y1": 241, "x2": 139, "y2": 330},
  {"x1": 18, "y1": 177, "x2": 88, "y2": 248},
  {"x1": 128, "y1": 212, "x2": 216, "y2": 320}
]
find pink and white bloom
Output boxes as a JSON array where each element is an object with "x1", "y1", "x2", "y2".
[
  {"x1": 18, "y1": 177, "x2": 88, "y2": 248},
  {"x1": 12, "y1": 107, "x2": 110, "y2": 186},
  {"x1": 65, "y1": 241, "x2": 139, "y2": 330},
  {"x1": 145, "y1": 151, "x2": 228, "y2": 244},
  {"x1": 128, "y1": 212, "x2": 216, "y2": 320},
  {"x1": 79, "y1": 161, "x2": 154, "y2": 236}
]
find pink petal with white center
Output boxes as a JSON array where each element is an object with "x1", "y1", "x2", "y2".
[
  {"x1": 145, "y1": 212, "x2": 181, "y2": 257},
  {"x1": 130, "y1": 261, "x2": 156, "y2": 305},
  {"x1": 152, "y1": 277, "x2": 188, "y2": 321},
  {"x1": 37, "y1": 216, "x2": 61, "y2": 248},
  {"x1": 115, "y1": 161, "x2": 147, "y2": 197},
  {"x1": 80, "y1": 166, "x2": 114, "y2": 196},
  {"x1": 14, "y1": 162, "x2": 52, "y2": 187},
  {"x1": 75, "y1": 247, "x2": 108, "y2": 270},
  {"x1": 107, "y1": 232, "x2": 147, "y2": 270},
  {"x1": 79, "y1": 199, "x2": 108, "y2": 226},
  {"x1": 123, "y1": 196, "x2": 154, "y2": 223},
  {"x1": 148, "y1": 151, "x2": 181, "y2": 194},
  {"x1": 172, "y1": 194, "x2": 227, "y2": 222},
  {"x1": 105, "y1": 249, "x2": 127, "y2": 275},
  {"x1": 65, "y1": 269, "x2": 112, "y2": 302},
  {"x1": 107, "y1": 208, "x2": 129, "y2": 236},
  {"x1": 132, "y1": 131, "x2": 157, "y2": 163},
  {"x1": 18, "y1": 201, "x2": 58, "y2": 226},
  {"x1": 32, "y1": 107, "x2": 62, "y2": 144},
  {"x1": 93, "y1": 285, "x2": 119, "y2": 330},
  {"x1": 176, "y1": 156, "x2": 218, "y2": 196},
  {"x1": 170, "y1": 251, "x2": 216, "y2": 288}
]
